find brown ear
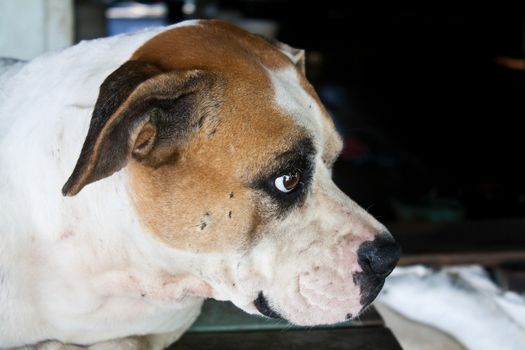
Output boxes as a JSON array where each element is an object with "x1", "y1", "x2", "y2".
[
  {"x1": 274, "y1": 40, "x2": 305, "y2": 75},
  {"x1": 62, "y1": 60, "x2": 217, "y2": 196},
  {"x1": 263, "y1": 37, "x2": 305, "y2": 75}
]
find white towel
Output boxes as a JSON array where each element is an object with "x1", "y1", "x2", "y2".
[{"x1": 378, "y1": 265, "x2": 525, "y2": 350}]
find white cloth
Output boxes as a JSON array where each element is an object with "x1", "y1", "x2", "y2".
[{"x1": 378, "y1": 265, "x2": 525, "y2": 350}]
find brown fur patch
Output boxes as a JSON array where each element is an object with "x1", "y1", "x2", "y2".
[
  {"x1": 125, "y1": 20, "x2": 337, "y2": 252},
  {"x1": 131, "y1": 20, "x2": 291, "y2": 74},
  {"x1": 126, "y1": 21, "x2": 310, "y2": 252},
  {"x1": 127, "y1": 104, "x2": 306, "y2": 251}
]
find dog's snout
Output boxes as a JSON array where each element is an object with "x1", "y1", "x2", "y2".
[{"x1": 357, "y1": 234, "x2": 401, "y2": 277}]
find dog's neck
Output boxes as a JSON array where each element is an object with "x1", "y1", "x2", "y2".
[{"x1": 1, "y1": 137, "x2": 208, "y2": 346}]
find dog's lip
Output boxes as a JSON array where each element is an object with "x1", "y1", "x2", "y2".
[
  {"x1": 360, "y1": 278, "x2": 385, "y2": 309},
  {"x1": 254, "y1": 291, "x2": 284, "y2": 319}
]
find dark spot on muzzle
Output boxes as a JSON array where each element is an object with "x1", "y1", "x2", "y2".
[{"x1": 254, "y1": 292, "x2": 283, "y2": 320}]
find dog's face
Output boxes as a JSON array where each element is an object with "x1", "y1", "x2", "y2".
[{"x1": 63, "y1": 20, "x2": 400, "y2": 325}]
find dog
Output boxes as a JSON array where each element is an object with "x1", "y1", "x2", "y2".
[{"x1": 0, "y1": 20, "x2": 400, "y2": 349}]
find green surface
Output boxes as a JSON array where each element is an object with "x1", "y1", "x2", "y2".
[
  {"x1": 188, "y1": 299, "x2": 379, "y2": 333},
  {"x1": 173, "y1": 327, "x2": 402, "y2": 350}
]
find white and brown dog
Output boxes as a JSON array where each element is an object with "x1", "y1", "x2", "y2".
[{"x1": 0, "y1": 20, "x2": 400, "y2": 349}]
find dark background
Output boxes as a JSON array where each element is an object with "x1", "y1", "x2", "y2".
[
  {"x1": 80, "y1": 1, "x2": 525, "y2": 224},
  {"x1": 215, "y1": 2, "x2": 525, "y2": 223}
]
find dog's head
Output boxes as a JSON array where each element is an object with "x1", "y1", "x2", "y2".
[{"x1": 63, "y1": 20, "x2": 400, "y2": 325}]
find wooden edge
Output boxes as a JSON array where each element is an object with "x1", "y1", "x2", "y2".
[{"x1": 399, "y1": 250, "x2": 525, "y2": 267}]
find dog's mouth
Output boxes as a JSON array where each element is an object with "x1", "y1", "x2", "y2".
[{"x1": 254, "y1": 292, "x2": 284, "y2": 319}]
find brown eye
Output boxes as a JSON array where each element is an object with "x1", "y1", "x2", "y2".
[{"x1": 274, "y1": 172, "x2": 301, "y2": 193}]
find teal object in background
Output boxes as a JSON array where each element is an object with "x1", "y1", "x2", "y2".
[{"x1": 189, "y1": 300, "x2": 362, "y2": 333}]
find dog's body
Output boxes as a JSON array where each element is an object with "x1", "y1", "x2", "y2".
[
  {"x1": 0, "y1": 25, "x2": 199, "y2": 349},
  {"x1": 0, "y1": 20, "x2": 399, "y2": 349}
]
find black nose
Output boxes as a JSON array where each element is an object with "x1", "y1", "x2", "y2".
[{"x1": 357, "y1": 234, "x2": 401, "y2": 277}]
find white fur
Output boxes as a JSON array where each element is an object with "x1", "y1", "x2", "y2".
[
  {"x1": 267, "y1": 66, "x2": 324, "y2": 144},
  {"x1": 379, "y1": 265, "x2": 525, "y2": 350}
]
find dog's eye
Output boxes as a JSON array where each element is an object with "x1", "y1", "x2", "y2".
[{"x1": 274, "y1": 172, "x2": 301, "y2": 193}]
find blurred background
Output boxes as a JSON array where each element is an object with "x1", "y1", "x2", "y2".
[{"x1": 1, "y1": 0, "x2": 524, "y2": 280}]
